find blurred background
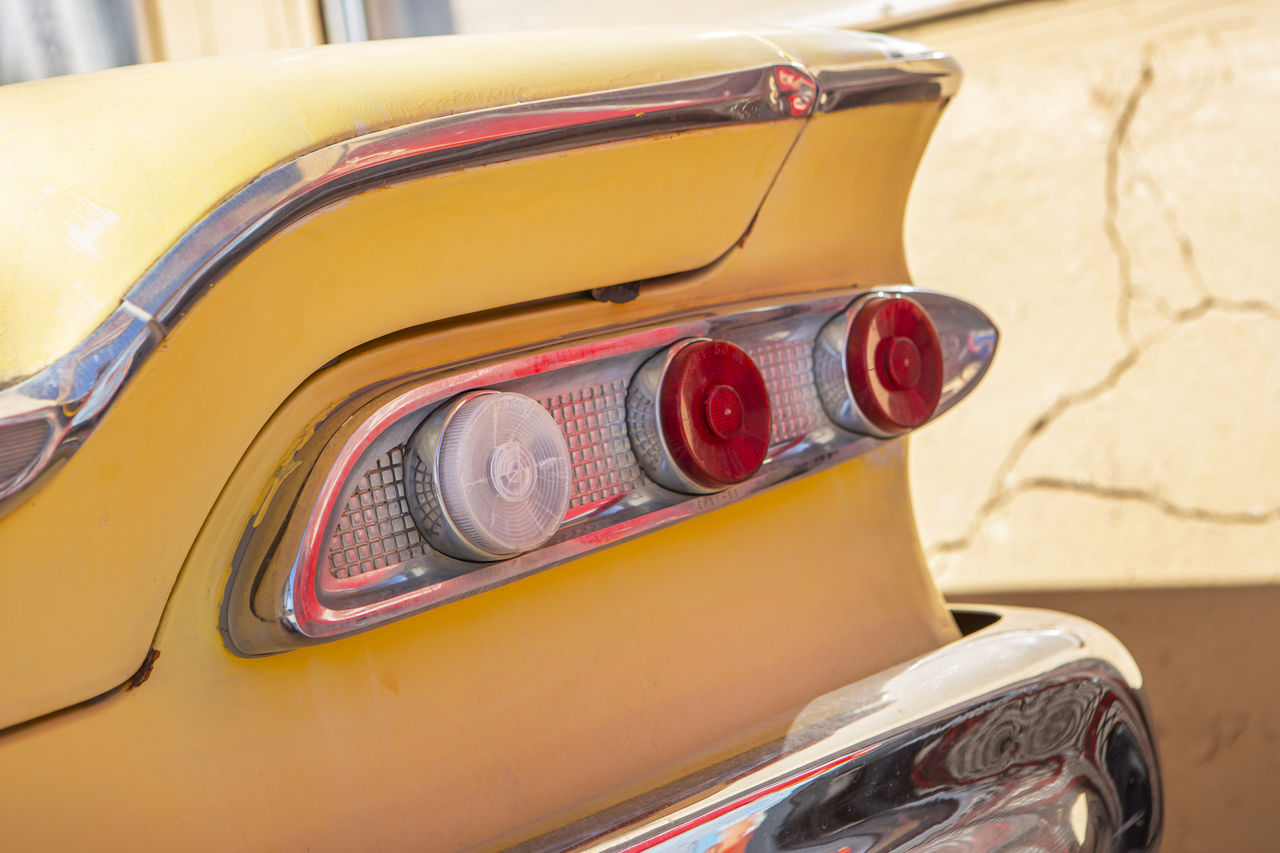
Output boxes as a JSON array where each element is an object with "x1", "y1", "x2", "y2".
[
  {"x1": 4, "y1": 0, "x2": 1278, "y2": 849},
  {"x1": 1, "y1": 0, "x2": 985, "y2": 84}
]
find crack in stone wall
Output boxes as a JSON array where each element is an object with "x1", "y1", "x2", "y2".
[
  {"x1": 1134, "y1": 161, "x2": 1210, "y2": 300},
  {"x1": 928, "y1": 57, "x2": 1280, "y2": 560},
  {"x1": 1107, "y1": 59, "x2": 1156, "y2": 340}
]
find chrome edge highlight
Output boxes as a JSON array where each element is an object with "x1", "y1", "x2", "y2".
[{"x1": 0, "y1": 38, "x2": 960, "y2": 517}]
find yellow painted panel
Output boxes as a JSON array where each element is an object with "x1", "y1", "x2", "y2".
[
  {"x1": 0, "y1": 88, "x2": 959, "y2": 842},
  {"x1": 720, "y1": 100, "x2": 948, "y2": 289},
  {"x1": 756, "y1": 26, "x2": 917, "y2": 68},
  {"x1": 0, "y1": 29, "x2": 793, "y2": 382},
  {"x1": 0, "y1": 440, "x2": 954, "y2": 850},
  {"x1": 0, "y1": 100, "x2": 948, "y2": 728},
  {"x1": 0, "y1": 121, "x2": 801, "y2": 727}
]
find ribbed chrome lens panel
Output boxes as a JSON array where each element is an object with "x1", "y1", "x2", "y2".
[
  {"x1": 747, "y1": 337, "x2": 826, "y2": 446},
  {"x1": 225, "y1": 288, "x2": 997, "y2": 653},
  {"x1": 327, "y1": 447, "x2": 426, "y2": 579},
  {"x1": 539, "y1": 380, "x2": 641, "y2": 519},
  {"x1": 0, "y1": 417, "x2": 52, "y2": 494}
]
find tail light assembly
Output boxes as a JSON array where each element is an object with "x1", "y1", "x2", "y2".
[{"x1": 225, "y1": 288, "x2": 997, "y2": 653}]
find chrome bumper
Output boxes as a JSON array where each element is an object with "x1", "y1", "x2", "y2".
[{"x1": 521, "y1": 605, "x2": 1161, "y2": 852}]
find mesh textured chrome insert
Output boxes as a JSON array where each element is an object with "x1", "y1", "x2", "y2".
[
  {"x1": 747, "y1": 338, "x2": 824, "y2": 445},
  {"x1": 0, "y1": 418, "x2": 51, "y2": 491},
  {"x1": 327, "y1": 447, "x2": 427, "y2": 578},
  {"x1": 539, "y1": 379, "x2": 642, "y2": 512}
]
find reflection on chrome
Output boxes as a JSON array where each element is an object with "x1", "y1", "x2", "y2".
[
  {"x1": 521, "y1": 607, "x2": 1160, "y2": 853},
  {"x1": 763, "y1": 679, "x2": 1153, "y2": 852},
  {"x1": 0, "y1": 33, "x2": 960, "y2": 520}
]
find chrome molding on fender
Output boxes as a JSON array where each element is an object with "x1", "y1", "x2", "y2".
[
  {"x1": 223, "y1": 288, "x2": 996, "y2": 654},
  {"x1": 0, "y1": 35, "x2": 960, "y2": 518},
  {"x1": 817, "y1": 35, "x2": 960, "y2": 113},
  {"x1": 518, "y1": 606, "x2": 1162, "y2": 853}
]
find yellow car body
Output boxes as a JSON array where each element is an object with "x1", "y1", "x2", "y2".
[{"x1": 0, "y1": 28, "x2": 1158, "y2": 851}]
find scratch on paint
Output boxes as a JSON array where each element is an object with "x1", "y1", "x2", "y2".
[
  {"x1": 64, "y1": 198, "x2": 120, "y2": 259},
  {"x1": 248, "y1": 401, "x2": 341, "y2": 528}
]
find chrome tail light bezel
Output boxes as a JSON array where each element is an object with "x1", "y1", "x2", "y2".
[{"x1": 224, "y1": 287, "x2": 997, "y2": 654}]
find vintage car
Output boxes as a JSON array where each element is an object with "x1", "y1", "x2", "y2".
[{"x1": 0, "y1": 27, "x2": 1160, "y2": 851}]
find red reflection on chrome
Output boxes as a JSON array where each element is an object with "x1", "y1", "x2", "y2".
[
  {"x1": 660, "y1": 340, "x2": 770, "y2": 488},
  {"x1": 775, "y1": 67, "x2": 818, "y2": 117},
  {"x1": 846, "y1": 296, "x2": 942, "y2": 431}
]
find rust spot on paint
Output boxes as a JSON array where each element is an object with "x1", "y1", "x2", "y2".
[{"x1": 126, "y1": 649, "x2": 161, "y2": 690}]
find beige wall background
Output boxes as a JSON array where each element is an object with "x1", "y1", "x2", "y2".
[{"x1": 903, "y1": 0, "x2": 1280, "y2": 593}]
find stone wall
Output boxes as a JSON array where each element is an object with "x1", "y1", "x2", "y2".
[{"x1": 904, "y1": 0, "x2": 1280, "y2": 593}]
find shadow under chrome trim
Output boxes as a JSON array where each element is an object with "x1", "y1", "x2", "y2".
[
  {"x1": 0, "y1": 34, "x2": 960, "y2": 520},
  {"x1": 515, "y1": 606, "x2": 1161, "y2": 853}
]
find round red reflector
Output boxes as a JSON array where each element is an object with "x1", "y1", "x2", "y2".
[
  {"x1": 627, "y1": 339, "x2": 771, "y2": 493},
  {"x1": 660, "y1": 340, "x2": 770, "y2": 489},
  {"x1": 704, "y1": 384, "x2": 745, "y2": 440},
  {"x1": 846, "y1": 296, "x2": 943, "y2": 431},
  {"x1": 882, "y1": 336, "x2": 922, "y2": 389}
]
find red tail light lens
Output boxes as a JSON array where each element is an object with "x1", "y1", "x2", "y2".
[
  {"x1": 628, "y1": 339, "x2": 771, "y2": 493},
  {"x1": 815, "y1": 294, "x2": 943, "y2": 436}
]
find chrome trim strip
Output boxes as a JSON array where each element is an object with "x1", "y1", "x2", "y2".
[
  {"x1": 123, "y1": 64, "x2": 812, "y2": 328},
  {"x1": 224, "y1": 287, "x2": 996, "y2": 653},
  {"x1": 0, "y1": 37, "x2": 961, "y2": 517},
  {"x1": 0, "y1": 308, "x2": 160, "y2": 518},
  {"x1": 515, "y1": 606, "x2": 1162, "y2": 853},
  {"x1": 816, "y1": 52, "x2": 962, "y2": 113}
]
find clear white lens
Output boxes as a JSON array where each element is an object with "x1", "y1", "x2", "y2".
[{"x1": 410, "y1": 392, "x2": 571, "y2": 560}]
